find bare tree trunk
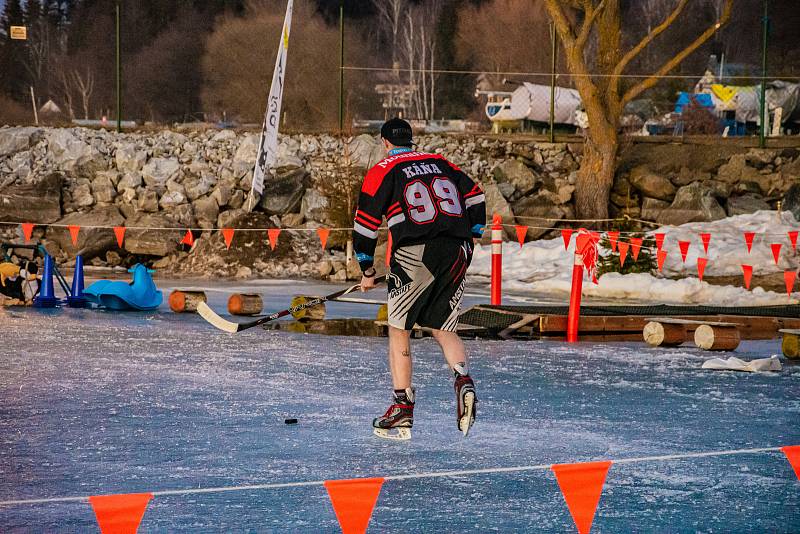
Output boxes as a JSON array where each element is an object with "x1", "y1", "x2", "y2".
[{"x1": 577, "y1": 130, "x2": 618, "y2": 221}]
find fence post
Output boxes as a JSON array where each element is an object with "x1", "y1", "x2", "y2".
[
  {"x1": 549, "y1": 22, "x2": 557, "y2": 144},
  {"x1": 759, "y1": 0, "x2": 769, "y2": 148}
]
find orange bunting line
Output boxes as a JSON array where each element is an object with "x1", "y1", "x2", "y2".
[
  {"x1": 21, "y1": 222, "x2": 34, "y2": 243},
  {"x1": 654, "y1": 233, "x2": 665, "y2": 252},
  {"x1": 744, "y1": 231, "x2": 755, "y2": 253},
  {"x1": 771, "y1": 243, "x2": 782, "y2": 265},
  {"x1": 222, "y1": 228, "x2": 234, "y2": 249},
  {"x1": 324, "y1": 477, "x2": 385, "y2": 534},
  {"x1": 267, "y1": 228, "x2": 281, "y2": 251},
  {"x1": 630, "y1": 237, "x2": 642, "y2": 261},
  {"x1": 785, "y1": 270, "x2": 797, "y2": 297},
  {"x1": 782, "y1": 445, "x2": 800, "y2": 481},
  {"x1": 318, "y1": 227, "x2": 330, "y2": 250},
  {"x1": 697, "y1": 257, "x2": 707, "y2": 282},
  {"x1": 606, "y1": 231, "x2": 619, "y2": 252},
  {"x1": 180, "y1": 230, "x2": 194, "y2": 247},
  {"x1": 89, "y1": 492, "x2": 153, "y2": 534},
  {"x1": 678, "y1": 240, "x2": 690, "y2": 262},
  {"x1": 657, "y1": 250, "x2": 667, "y2": 272},
  {"x1": 68, "y1": 225, "x2": 80, "y2": 246},
  {"x1": 113, "y1": 227, "x2": 126, "y2": 248},
  {"x1": 515, "y1": 225, "x2": 528, "y2": 248},
  {"x1": 551, "y1": 461, "x2": 612, "y2": 534},
  {"x1": 700, "y1": 232, "x2": 711, "y2": 254},
  {"x1": 741, "y1": 264, "x2": 753, "y2": 289},
  {"x1": 617, "y1": 241, "x2": 629, "y2": 267},
  {"x1": 561, "y1": 228, "x2": 573, "y2": 250},
  {"x1": 789, "y1": 231, "x2": 798, "y2": 251}
]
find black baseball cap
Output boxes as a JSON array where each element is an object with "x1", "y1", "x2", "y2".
[{"x1": 380, "y1": 118, "x2": 413, "y2": 147}]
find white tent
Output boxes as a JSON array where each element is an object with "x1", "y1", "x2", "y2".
[{"x1": 487, "y1": 82, "x2": 582, "y2": 125}]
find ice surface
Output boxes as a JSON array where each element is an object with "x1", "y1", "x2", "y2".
[
  {"x1": 470, "y1": 211, "x2": 800, "y2": 305},
  {"x1": 1, "y1": 281, "x2": 799, "y2": 531}
]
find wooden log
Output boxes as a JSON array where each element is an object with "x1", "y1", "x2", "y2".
[
  {"x1": 779, "y1": 329, "x2": 800, "y2": 360},
  {"x1": 168, "y1": 290, "x2": 207, "y2": 313},
  {"x1": 693, "y1": 324, "x2": 741, "y2": 351},
  {"x1": 290, "y1": 295, "x2": 326, "y2": 321},
  {"x1": 643, "y1": 321, "x2": 686, "y2": 347},
  {"x1": 227, "y1": 293, "x2": 263, "y2": 316}
]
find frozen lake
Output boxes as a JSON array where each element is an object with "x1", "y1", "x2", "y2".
[{"x1": 2, "y1": 279, "x2": 799, "y2": 532}]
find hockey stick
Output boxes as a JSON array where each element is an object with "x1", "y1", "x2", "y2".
[{"x1": 197, "y1": 275, "x2": 386, "y2": 333}]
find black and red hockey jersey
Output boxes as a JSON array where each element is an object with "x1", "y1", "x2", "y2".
[{"x1": 353, "y1": 148, "x2": 486, "y2": 271}]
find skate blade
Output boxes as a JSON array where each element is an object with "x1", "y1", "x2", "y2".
[
  {"x1": 459, "y1": 391, "x2": 475, "y2": 437},
  {"x1": 373, "y1": 427, "x2": 412, "y2": 441}
]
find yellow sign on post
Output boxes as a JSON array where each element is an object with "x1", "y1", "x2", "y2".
[{"x1": 10, "y1": 26, "x2": 27, "y2": 40}]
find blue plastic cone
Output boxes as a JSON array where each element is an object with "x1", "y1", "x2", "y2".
[
  {"x1": 67, "y1": 254, "x2": 87, "y2": 308},
  {"x1": 34, "y1": 254, "x2": 59, "y2": 308}
]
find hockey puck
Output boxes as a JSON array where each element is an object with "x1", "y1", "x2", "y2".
[{"x1": 284, "y1": 418, "x2": 298, "y2": 425}]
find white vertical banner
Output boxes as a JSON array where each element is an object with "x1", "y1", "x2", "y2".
[{"x1": 248, "y1": 0, "x2": 293, "y2": 211}]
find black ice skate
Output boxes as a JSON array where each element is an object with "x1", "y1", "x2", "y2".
[
  {"x1": 373, "y1": 388, "x2": 414, "y2": 441},
  {"x1": 454, "y1": 372, "x2": 476, "y2": 437}
]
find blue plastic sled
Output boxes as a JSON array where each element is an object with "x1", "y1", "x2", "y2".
[{"x1": 84, "y1": 264, "x2": 163, "y2": 311}]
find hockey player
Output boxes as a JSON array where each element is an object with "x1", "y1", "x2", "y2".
[{"x1": 354, "y1": 118, "x2": 486, "y2": 440}]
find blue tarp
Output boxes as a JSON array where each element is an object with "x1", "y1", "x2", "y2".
[{"x1": 675, "y1": 92, "x2": 714, "y2": 114}]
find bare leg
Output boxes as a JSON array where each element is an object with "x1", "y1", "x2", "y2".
[
  {"x1": 430, "y1": 329, "x2": 467, "y2": 371},
  {"x1": 388, "y1": 326, "x2": 413, "y2": 389}
]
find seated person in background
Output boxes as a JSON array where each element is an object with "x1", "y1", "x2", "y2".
[{"x1": 0, "y1": 261, "x2": 38, "y2": 303}]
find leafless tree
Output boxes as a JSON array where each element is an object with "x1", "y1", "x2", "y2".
[
  {"x1": 71, "y1": 67, "x2": 95, "y2": 120},
  {"x1": 373, "y1": 0, "x2": 403, "y2": 70}
]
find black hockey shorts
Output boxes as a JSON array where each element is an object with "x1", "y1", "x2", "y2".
[{"x1": 387, "y1": 237, "x2": 472, "y2": 332}]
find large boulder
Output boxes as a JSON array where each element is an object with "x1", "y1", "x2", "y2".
[
  {"x1": 259, "y1": 168, "x2": 308, "y2": 215},
  {"x1": 512, "y1": 193, "x2": 565, "y2": 240},
  {"x1": 0, "y1": 127, "x2": 42, "y2": 157},
  {"x1": 347, "y1": 134, "x2": 385, "y2": 169},
  {"x1": 783, "y1": 183, "x2": 800, "y2": 222},
  {"x1": 276, "y1": 137, "x2": 303, "y2": 169},
  {"x1": 641, "y1": 197, "x2": 670, "y2": 221},
  {"x1": 301, "y1": 189, "x2": 330, "y2": 223},
  {"x1": 628, "y1": 165, "x2": 676, "y2": 201},
  {"x1": 193, "y1": 195, "x2": 219, "y2": 227},
  {"x1": 726, "y1": 194, "x2": 771, "y2": 216},
  {"x1": 141, "y1": 157, "x2": 180, "y2": 187},
  {"x1": 716, "y1": 154, "x2": 761, "y2": 184},
  {"x1": 482, "y1": 182, "x2": 515, "y2": 239},
  {"x1": 492, "y1": 159, "x2": 540, "y2": 194},
  {"x1": 47, "y1": 129, "x2": 105, "y2": 172},
  {"x1": 124, "y1": 212, "x2": 180, "y2": 257},
  {"x1": 91, "y1": 173, "x2": 117, "y2": 204},
  {"x1": 656, "y1": 182, "x2": 726, "y2": 226},
  {"x1": 232, "y1": 134, "x2": 258, "y2": 175},
  {"x1": 0, "y1": 173, "x2": 62, "y2": 223},
  {"x1": 114, "y1": 143, "x2": 147, "y2": 172},
  {"x1": 49, "y1": 205, "x2": 124, "y2": 259}
]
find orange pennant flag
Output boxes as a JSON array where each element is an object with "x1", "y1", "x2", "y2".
[
  {"x1": 741, "y1": 264, "x2": 753, "y2": 289},
  {"x1": 89, "y1": 492, "x2": 153, "y2": 534},
  {"x1": 324, "y1": 477, "x2": 385, "y2": 534},
  {"x1": 771, "y1": 243, "x2": 782, "y2": 265},
  {"x1": 630, "y1": 237, "x2": 642, "y2": 261},
  {"x1": 785, "y1": 270, "x2": 797, "y2": 297},
  {"x1": 21, "y1": 222, "x2": 34, "y2": 243},
  {"x1": 700, "y1": 232, "x2": 711, "y2": 254},
  {"x1": 385, "y1": 232, "x2": 392, "y2": 267},
  {"x1": 68, "y1": 225, "x2": 80, "y2": 246},
  {"x1": 678, "y1": 240, "x2": 690, "y2": 262},
  {"x1": 654, "y1": 233, "x2": 665, "y2": 252},
  {"x1": 606, "y1": 231, "x2": 619, "y2": 252},
  {"x1": 180, "y1": 230, "x2": 194, "y2": 247},
  {"x1": 782, "y1": 445, "x2": 800, "y2": 481},
  {"x1": 617, "y1": 241, "x2": 629, "y2": 267},
  {"x1": 743, "y1": 231, "x2": 755, "y2": 253},
  {"x1": 789, "y1": 231, "x2": 798, "y2": 251},
  {"x1": 561, "y1": 229, "x2": 573, "y2": 250},
  {"x1": 318, "y1": 227, "x2": 330, "y2": 250},
  {"x1": 551, "y1": 461, "x2": 612, "y2": 534},
  {"x1": 697, "y1": 257, "x2": 707, "y2": 282},
  {"x1": 113, "y1": 227, "x2": 126, "y2": 248},
  {"x1": 267, "y1": 228, "x2": 281, "y2": 251},
  {"x1": 657, "y1": 250, "x2": 667, "y2": 272},
  {"x1": 222, "y1": 228, "x2": 234, "y2": 249},
  {"x1": 515, "y1": 225, "x2": 527, "y2": 248}
]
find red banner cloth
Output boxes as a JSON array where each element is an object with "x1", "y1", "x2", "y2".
[
  {"x1": 744, "y1": 231, "x2": 755, "y2": 253},
  {"x1": 606, "y1": 231, "x2": 619, "y2": 252},
  {"x1": 782, "y1": 445, "x2": 800, "y2": 481},
  {"x1": 785, "y1": 270, "x2": 797, "y2": 297},
  {"x1": 180, "y1": 230, "x2": 194, "y2": 247},
  {"x1": 68, "y1": 225, "x2": 80, "y2": 246},
  {"x1": 630, "y1": 237, "x2": 642, "y2": 261},
  {"x1": 678, "y1": 240, "x2": 690, "y2": 262},
  {"x1": 318, "y1": 227, "x2": 330, "y2": 250},
  {"x1": 113, "y1": 227, "x2": 126, "y2": 248},
  {"x1": 222, "y1": 228, "x2": 234, "y2": 249},
  {"x1": 617, "y1": 241, "x2": 629, "y2": 267},
  {"x1": 267, "y1": 228, "x2": 281, "y2": 251},
  {"x1": 324, "y1": 477, "x2": 385, "y2": 534},
  {"x1": 789, "y1": 231, "x2": 798, "y2": 251},
  {"x1": 771, "y1": 243, "x2": 782, "y2": 265},
  {"x1": 657, "y1": 250, "x2": 667, "y2": 272},
  {"x1": 89, "y1": 493, "x2": 153, "y2": 534},
  {"x1": 700, "y1": 232, "x2": 711, "y2": 254},
  {"x1": 551, "y1": 461, "x2": 612, "y2": 534},
  {"x1": 561, "y1": 228, "x2": 573, "y2": 250},
  {"x1": 515, "y1": 225, "x2": 528, "y2": 248},
  {"x1": 741, "y1": 264, "x2": 753, "y2": 289},
  {"x1": 654, "y1": 233, "x2": 665, "y2": 252},
  {"x1": 21, "y1": 222, "x2": 34, "y2": 243},
  {"x1": 697, "y1": 257, "x2": 707, "y2": 282}
]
